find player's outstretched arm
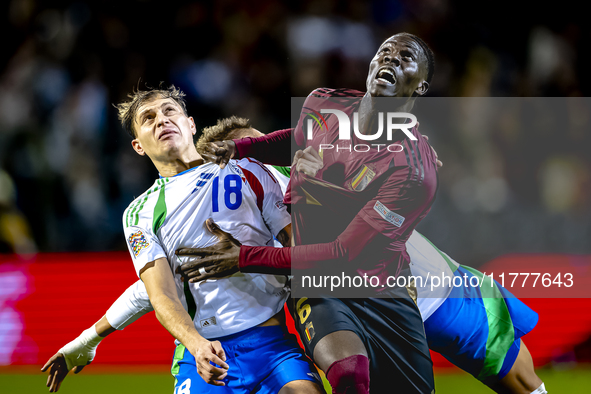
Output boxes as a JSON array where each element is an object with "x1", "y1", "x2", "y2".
[
  {"x1": 105, "y1": 279, "x2": 153, "y2": 329},
  {"x1": 40, "y1": 316, "x2": 115, "y2": 392},
  {"x1": 200, "y1": 128, "x2": 294, "y2": 167},
  {"x1": 176, "y1": 219, "x2": 242, "y2": 281},
  {"x1": 41, "y1": 280, "x2": 154, "y2": 392},
  {"x1": 176, "y1": 220, "x2": 292, "y2": 281},
  {"x1": 141, "y1": 257, "x2": 229, "y2": 386}
]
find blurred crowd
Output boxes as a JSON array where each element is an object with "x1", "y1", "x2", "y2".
[{"x1": 0, "y1": 0, "x2": 589, "y2": 265}]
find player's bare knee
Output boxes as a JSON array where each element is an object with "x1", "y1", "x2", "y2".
[{"x1": 313, "y1": 330, "x2": 367, "y2": 371}]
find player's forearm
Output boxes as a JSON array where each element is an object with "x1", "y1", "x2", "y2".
[
  {"x1": 239, "y1": 216, "x2": 384, "y2": 272},
  {"x1": 150, "y1": 293, "x2": 205, "y2": 354},
  {"x1": 95, "y1": 316, "x2": 117, "y2": 337},
  {"x1": 239, "y1": 241, "x2": 346, "y2": 273},
  {"x1": 141, "y1": 258, "x2": 206, "y2": 355},
  {"x1": 233, "y1": 128, "x2": 293, "y2": 165}
]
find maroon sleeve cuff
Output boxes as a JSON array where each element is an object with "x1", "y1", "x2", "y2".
[
  {"x1": 232, "y1": 138, "x2": 251, "y2": 160},
  {"x1": 238, "y1": 245, "x2": 292, "y2": 274},
  {"x1": 233, "y1": 128, "x2": 293, "y2": 166}
]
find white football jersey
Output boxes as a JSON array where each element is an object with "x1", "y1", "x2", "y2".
[
  {"x1": 267, "y1": 165, "x2": 290, "y2": 195},
  {"x1": 122, "y1": 158, "x2": 291, "y2": 338}
]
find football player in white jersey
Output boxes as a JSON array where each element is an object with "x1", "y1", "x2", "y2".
[{"x1": 42, "y1": 87, "x2": 323, "y2": 394}]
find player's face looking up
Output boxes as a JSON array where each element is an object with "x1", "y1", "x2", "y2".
[
  {"x1": 366, "y1": 34, "x2": 429, "y2": 98},
  {"x1": 130, "y1": 97, "x2": 197, "y2": 161}
]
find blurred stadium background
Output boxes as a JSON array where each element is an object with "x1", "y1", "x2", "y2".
[{"x1": 1, "y1": 0, "x2": 590, "y2": 393}]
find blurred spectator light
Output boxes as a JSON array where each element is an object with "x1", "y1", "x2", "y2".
[
  {"x1": 340, "y1": 23, "x2": 375, "y2": 59},
  {"x1": 540, "y1": 157, "x2": 582, "y2": 213},
  {"x1": 187, "y1": 60, "x2": 233, "y2": 103},
  {"x1": 288, "y1": 17, "x2": 339, "y2": 58},
  {"x1": 476, "y1": 177, "x2": 509, "y2": 213}
]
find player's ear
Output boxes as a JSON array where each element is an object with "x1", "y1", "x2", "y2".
[
  {"x1": 131, "y1": 138, "x2": 145, "y2": 156},
  {"x1": 414, "y1": 80, "x2": 429, "y2": 96},
  {"x1": 189, "y1": 117, "x2": 196, "y2": 135}
]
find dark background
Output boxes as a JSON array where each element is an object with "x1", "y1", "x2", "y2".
[{"x1": 0, "y1": 0, "x2": 589, "y2": 267}]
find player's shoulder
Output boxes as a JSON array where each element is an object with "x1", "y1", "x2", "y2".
[
  {"x1": 124, "y1": 180, "x2": 159, "y2": 211},
  {"x1": 307, "y1": 87, "x2": 364, "y2": 99},
  {"x1": 121, "y1": 179, "x2": 162, "y2": 227}
]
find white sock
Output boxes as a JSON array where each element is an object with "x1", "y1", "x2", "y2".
[{"x1": 530, "y1": 382, "x2": 547, "y2": 394}]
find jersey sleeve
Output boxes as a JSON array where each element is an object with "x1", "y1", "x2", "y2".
[
  {"x1": 358, "y1": 167, "x2": 434, "y2": 239},
  {"x1": 122, "y1": 207, "x2": 167, "y2": 277},
  {"x1": 239, "y1": 214, "x2": 385, "y2": 273},
  {"x1": 105, "y1": 280, "x2": 154, "y2": 330},
  {"x1": 238, "y1": 158, "x2": 291, "y2": 238},
  {"x1": 233, "y1": 128, "x2": 294, "y2": 165}
]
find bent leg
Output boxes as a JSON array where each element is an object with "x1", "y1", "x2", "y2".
[
  {"x1": 487, "y1": 341, "x2": 544, "y2": 394},
  {"x1": 278, "y1": 380, "x2": 326, "y2": 394}
]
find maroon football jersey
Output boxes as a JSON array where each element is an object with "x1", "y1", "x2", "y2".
[{"x1": 237, "y1": 88, "x2": 438, "y2": 285}]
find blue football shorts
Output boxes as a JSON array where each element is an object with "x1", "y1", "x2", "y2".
[
  {"x1": 171, "y1": 325, "x2": 321, "y2": 393},
  {"x1": 424, "y1": 265, "x2": 538, "y2": 384}
]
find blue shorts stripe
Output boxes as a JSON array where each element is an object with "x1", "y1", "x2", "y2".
[{"x1": 424, "y1": 266, "x2": 538, "y2": 381}]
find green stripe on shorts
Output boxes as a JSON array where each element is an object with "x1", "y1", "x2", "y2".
[
  {"x1": 461, "y1": 265, "x2": 515, "y2": 380},
  {"x1": 171, "y1": 343, "x2": 186, "y2": 377}
]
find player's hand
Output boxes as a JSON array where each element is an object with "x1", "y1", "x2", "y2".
[
  {"x1": 292, "y1": 146, "x2": 323, "y2": 177},
  {"x1": 191, "y1": 339, "x2": 229, "y2": 386},
  {"x1": 175, "y1": 219, "x2": 241, "y2": 282},
  {"x1": 198, "y1": 140, "x2": 236, "y2": 169},
  {"x1": 41, "y1": 352, "x2": 86, "y2": 392},
  {"x1": 422, "y1": 135, "x2": 443, "y2": 168}
]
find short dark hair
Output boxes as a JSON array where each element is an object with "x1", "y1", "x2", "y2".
[
  {"x1": 196, "y1": 116, "x2": 252, "y2": 154},
  {"x1": 394, "y1": 33, "x2": 435, "y2": 84},
  {"x1": 116, "y1": 84, "x2": 188, "y2": 138}
]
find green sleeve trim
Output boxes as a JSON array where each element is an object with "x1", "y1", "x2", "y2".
[
  {"x1": 152, "y1": 179, "x2": 167, "y2": 234},
  {"x1": 125, "y1": 183, "x2": 159, "y2": 228},
  {"x1": 272, "y1": 165, "x2": 291, "y2": 178},
  {"x1": 461, "y1": 265, "x2": 515, "y2": 380}
]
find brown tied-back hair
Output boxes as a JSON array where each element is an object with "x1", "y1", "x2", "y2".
[
  {"x1": 196, "y1": 116, "x2": 252, "y2": 155},
  {"x1": 116, "y1": 84, "x2": 188, "y2": 138}
]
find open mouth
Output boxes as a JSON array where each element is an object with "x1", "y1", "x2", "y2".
[
  {"x1": 159, "y1": 130, "x2": 177, "y2": 140},
  {"x1": 376, "y1": 68, "x2": 396, "y2": 85}
]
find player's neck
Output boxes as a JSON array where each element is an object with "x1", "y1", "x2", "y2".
[
  {"x1": 153, "y1": 150, "x2": 204, "y2": 178},
  {"x1": 358, "y1": 92, "x2": 416, "y2": 136},
  {"x1": 361, "y1": 92, "x2": 416, "y2": 114}
]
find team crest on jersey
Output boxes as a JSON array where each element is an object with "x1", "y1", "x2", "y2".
[
  {"x1": 275, "y1": 200, "x2": 286, "y2": 210},
  {"x1": 374, "y1": 201, "x2": 405, "y2": 227},
  {"x1": 350, "y1": 165, "x2": 376, "y2": 191},
  {"x1": 128, "y1": 230, "x2": 149, "y2": 257}
]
